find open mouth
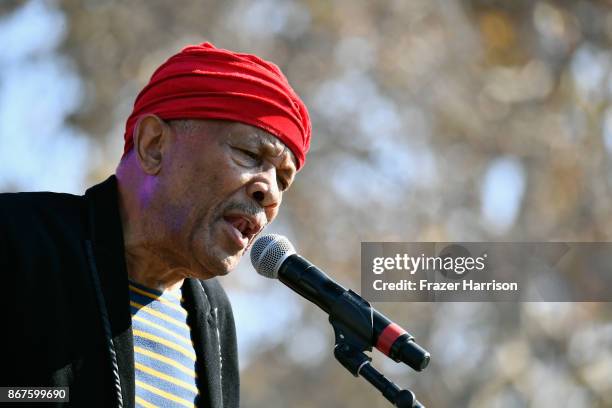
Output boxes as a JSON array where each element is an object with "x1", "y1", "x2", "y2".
[{"x1": 222, "y1": 214, "x2": 258, "y2": 248}]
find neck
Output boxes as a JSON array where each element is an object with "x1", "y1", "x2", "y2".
[
  {"x1": 116, "y1": 170, "x2": 187, "y2": 293},
  {"x1": 124, "y1": 248, "x2": 187, "y2": 292}
]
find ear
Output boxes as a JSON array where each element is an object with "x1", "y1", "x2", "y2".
[{"x1": 132, "y1": 114, "x2": 172, "y2": 175}]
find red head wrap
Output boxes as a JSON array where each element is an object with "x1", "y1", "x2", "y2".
[{"x1": 124, "y1": 42, "x2": 311, "y2": 169}]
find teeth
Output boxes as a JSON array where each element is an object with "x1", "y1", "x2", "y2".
[
  {"x1": 225, "y1": 215, "x2": 253, "y2": 238},
  {"x1": 231, "y1": 219, "x2": 246, "y2": 236}
]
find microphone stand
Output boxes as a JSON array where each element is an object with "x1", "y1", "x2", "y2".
[
  {"x1": 334, "y1": 344, "x2": 423, "y2": 408},
  {"x1": 328, "y1": 290, "x2": 427, "y2": 408}
]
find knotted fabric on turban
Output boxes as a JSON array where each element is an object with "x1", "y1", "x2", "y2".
[{"x1": 124, "y1": 42, "x2": 311, "y2": 169}]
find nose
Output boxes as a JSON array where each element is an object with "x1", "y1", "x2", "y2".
[{"x1": 246, "y1": 167, "x2": 281, "y2": 209}]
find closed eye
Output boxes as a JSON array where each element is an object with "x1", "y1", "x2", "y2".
[
  {"x1": 233, "y1": 147, "x2": 261, "y2": 165},
  {"x1": 244, "y1": 150, "x2": 260, "y2": 160}
]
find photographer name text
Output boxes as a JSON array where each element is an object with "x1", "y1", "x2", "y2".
[{"x1": 370, "y1": 253, "x2": 518, "y2": 293}]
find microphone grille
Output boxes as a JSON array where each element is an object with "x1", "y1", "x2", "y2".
[{"x1": 250, "y1": 234, "x2": 296, "y2": 278}]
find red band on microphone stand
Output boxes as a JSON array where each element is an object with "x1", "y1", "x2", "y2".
[{"x1": 376, "y1": 323, "x2": 407, "y2": 355}]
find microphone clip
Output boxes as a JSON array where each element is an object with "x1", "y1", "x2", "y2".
[{"x1": 329, "y1": 291, "x2": 426, "y2": 408}]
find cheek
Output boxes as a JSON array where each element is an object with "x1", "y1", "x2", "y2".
[{"x1": 158, "y1": 181, "x2": 211, "y2": 238}]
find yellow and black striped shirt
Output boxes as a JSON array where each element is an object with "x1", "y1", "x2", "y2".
[{"x1": 129, "y1": 281, "x2": 199, "y2": 408}]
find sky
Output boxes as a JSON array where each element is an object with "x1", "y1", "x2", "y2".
[{"x1": 0, "y1": 0, "x2": 91, "y2": 194}]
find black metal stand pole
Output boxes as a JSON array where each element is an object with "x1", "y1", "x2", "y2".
[{"x1": 334, "y1": 344, "x2": 425, "y2": 408}]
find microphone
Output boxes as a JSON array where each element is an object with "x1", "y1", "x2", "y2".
[{"x1": 250, "y1": 234, "x2": 430, "y2": 372}]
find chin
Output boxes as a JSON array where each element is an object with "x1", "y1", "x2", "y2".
[
  {"x1": 191, "y1": 228, "x2": 242, "y2": 276},
  {"x1": 218, "y1": 253, "x2": 243, "y2": 274},
  {"x1": 194, "y1": 248, "x2": 242, "y2": 279}
]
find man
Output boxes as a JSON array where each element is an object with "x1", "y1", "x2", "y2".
[{"x1": 1, "y1": 42, "x2": 311, "y2": 408}]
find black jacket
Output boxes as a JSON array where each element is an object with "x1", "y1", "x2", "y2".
[{"x1": 0, "y1": 176, "x2": 239, "y2": 408}]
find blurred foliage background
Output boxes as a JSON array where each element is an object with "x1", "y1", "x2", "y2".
[{"x1": 2, "y1": 0, "x2": 612, "y2": 407}]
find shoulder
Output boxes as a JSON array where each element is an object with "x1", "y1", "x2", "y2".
[
  {"x1": 0, "y1": 190, "x2": 87, "y2": 251},
  {"x1": 0, "y1": 191, "x2": 84, "y2": 222}
]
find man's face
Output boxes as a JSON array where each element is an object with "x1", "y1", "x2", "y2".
[{"x1": 150, "y1": 119, "x2": 297, "y2": 279}]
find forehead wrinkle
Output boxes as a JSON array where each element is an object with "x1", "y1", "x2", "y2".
[{"x1": 247, "y1": 131, "x2": 284, "y2": 154}]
